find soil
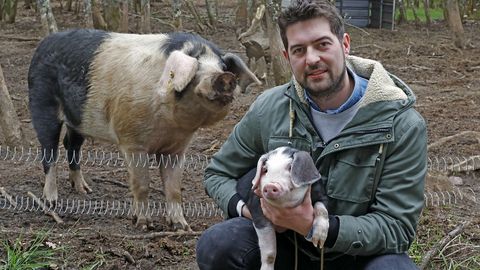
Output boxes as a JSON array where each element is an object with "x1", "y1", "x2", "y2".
[{"x1": 0, "y1": 2, "x2": 479, "y2": 270}]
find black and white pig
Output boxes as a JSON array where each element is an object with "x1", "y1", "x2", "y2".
[
  {"x1": 237, "y1": 146, "x2": 329, "y2": 270},
  {"x1": 28, "y1": 29, "x2": 260, "y2": 230}
]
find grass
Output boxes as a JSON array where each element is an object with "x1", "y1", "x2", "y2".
[
  {"x1": 410, "y1": 208, "x2": 480, "y2": 270},
  {"x1": 0, "y1": 230, "x2": 57, "y2": 270}
]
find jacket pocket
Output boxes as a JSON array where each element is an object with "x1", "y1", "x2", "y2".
[
  {"x1": 326, "y1": 146, "x2": 379, "y2": 214},
  {"x1": 267, "y1": 136, "x2": 312, "y2": 153}
]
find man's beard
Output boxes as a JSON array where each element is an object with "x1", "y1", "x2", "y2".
[{"x1": 303, "y1": 63, "x2": 347, "y2": 98}]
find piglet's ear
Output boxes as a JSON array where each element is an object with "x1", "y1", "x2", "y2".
[
  {"x1": 252, "y1": 155, "x2": 268, "y2": 190},
  {"x1": 222, "y1": 53, "x2": 262, "y2": 93},
  {"x1": 160, "y1": 50, "x2": 199, "y2": 92},
  {"x1": 291, "y1": 151, "x2": 321, "y2": 187}
]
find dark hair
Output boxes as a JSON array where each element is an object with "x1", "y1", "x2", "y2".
[{"x1": 278, "y1": 0, "x2": 345, "y2": 50}]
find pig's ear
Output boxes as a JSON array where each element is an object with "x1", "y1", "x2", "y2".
[
  {"x1": 160, "y1": 50, "x2": 199, "y2": 92},
  {"x1": 291, "y1": 151, "x2": 321, "y2": 187},
  {"x1": 222, "y1": 53, "x2": 262, "y2": 93},
  {"x1": 252, "y1": 154, "x2": 268, "y2": 190}
]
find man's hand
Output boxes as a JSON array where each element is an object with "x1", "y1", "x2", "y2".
[{"x1": 259, "y1": 187, "x2": 315, "y2": 236}]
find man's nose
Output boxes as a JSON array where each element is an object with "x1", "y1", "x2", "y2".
[{"x1": 305, "y1": 47, "x2": 320, "y2": 66}]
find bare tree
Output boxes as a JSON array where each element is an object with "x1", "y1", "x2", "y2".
[
  {"x1": 423, "y1": 0, "x2": 431, "y2": 26},
  {"x1": 140, "y1": 0, "x2": 151, "y2": 33},
  {"x1": 445, "y1": 0, "x2": 466, "y2": 48},
  {"x1": 119, "y1": 0, "x2": 128, "y2": 32},
  {"x1": 83, "y1": 0, "x2": 94, "y2": 28},
  {"x1": 103, "y1": 0, "x2": 120, "y2": 31},
  {"x1": 407, "y1": 0, "x2": 421, "y2": 24},
  {"x1": 37, "y1": 0, "x2": 58, "y2": 35},
  {"x1": 397, "y1": 0, "x2": 408, "y2": 25},
  {"x1": 264, "y1": 0, "x2": 290, "y2": 85},
  {"x1": 92, "y1": 0, "x2": 107, "y2": 30},
  {"x1": 172, "y1": 0, "x2": 182, "y2": 30},
  {"x1": 1, "y1": 0, "x2": 18, "y2": 23},
  {"x1": 0, "y1": 65, "x2": 25, "y2": 147},
  {"x1": 205, "y1": 0, "x2": 217, "y2": 29}
]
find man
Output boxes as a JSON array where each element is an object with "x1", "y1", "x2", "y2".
[{"x1": 196, "y1": 0, "x2": 427, "y2": 269}]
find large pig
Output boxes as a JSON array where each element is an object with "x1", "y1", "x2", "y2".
[
  {"x1": 237, "y1": 146, "x2": 329, "y2": 270},
  {"x1": 28, "y1": 29, "x2": 260, "y2": 230}
]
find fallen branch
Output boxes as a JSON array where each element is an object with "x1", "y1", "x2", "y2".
[
  {"x1": 419, "y1": 221, "x2": 470, "y2": 270},
  {"x1": 0, "y1": 186, "x2": 17, "y2": 207},
  {"x1": 0, "y1": 34, "x2": 41, "y2": 42},
  {"x1": 427, "y1": 131, "x2": 480, "y2": 151},
  {"x1": 111, "y1": 230, "x2": 202, "y2": 239},
  {"x1": 27, "y1": 191, "x2": 64, "y2": 224},
  {"x1": 107, "y1": 247, "x2": 136, "y2": 264}
]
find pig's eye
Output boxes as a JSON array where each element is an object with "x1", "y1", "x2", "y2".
[
  {"x1": 287, "y1": 164, "x2": 291, "y2": 171},
  {"x1": 262, "y1": 165, "x2": 268, "y2": 173}
]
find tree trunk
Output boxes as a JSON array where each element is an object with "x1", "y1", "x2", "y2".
[
  {"x1": 83, "y1": 0, "x2": 93, "y2": 28},
  {"x1": 37, "y1": 0, "x2": 58, "y2": 35},
  {"x1": 423, "y1": 0, "x2": 431, "y2": 26},
  {"x1": 0, "y1": 65, "x2": 25, "y2": 147},
  {"x1": 92, "y1": 0, "x2": 107, "y2": 30},
  {"x1": 140, "y1": 0, "x2": 151, "y2": 33},
  {"x1": 205, "y1": 0, "x2": 216, "y2": 29},
  {"x1": 235, "y1": 0, "x2": 248, "y2": 30},
  {"x1": 103, "y1": 0, "x2": 121, "y2": 31},
  {"x1": 171, "y1": 0, "x2": 182, "y2": 30},
  {"x1": 445, "y1": 0, "x2": 466, "y2": 48},
  {"x1": 407, "y1": 0, "x2": 421, "y2": 24},
  {"x1": 119, "y1": 0, "x2": 128, "y2": 32},
  {"x1": 397, "y1": 0, "x2": 408, "y2": 25},
  {"x1": 3, "y1": 0, "x2": 19, "y2": 23},
  {"x1": 264, "y1": 0, "x2": 290, "y2": 85}
]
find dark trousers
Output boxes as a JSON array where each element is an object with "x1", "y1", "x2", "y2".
[{"x1": 196, "y1": 217, "x2": 419, "y2": 270}]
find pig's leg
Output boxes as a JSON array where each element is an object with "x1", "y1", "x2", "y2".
[
  {"x1": 123, "y1": 150, "x2": 153, "y2": 229},
  {"x1": 30, "y1": 100, "x2": 62, "y2": 204},
  {"x1": 248, "y1": 194, "x2": 277, "y2": 270},
  {"x1": 310, "y1": 201, "x2": 329, "y2": 248},
  {"x1": 160, "y1": 160, "x2": 190, "y2": 231},
  {"x1": 254, "y1": 223, "x2": 276, "y2": 270},
  {"x1": 63, "y1": 127, "x2": 92, "y2": 194}
]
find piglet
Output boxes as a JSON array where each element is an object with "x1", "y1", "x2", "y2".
[{"x1": 237, "y1": 146, "x2": 328, "y2": 270}]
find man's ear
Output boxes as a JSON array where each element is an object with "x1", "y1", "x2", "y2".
[
  {"x1": 282, "y1": 50, "x2": 289, "y2": 60},
  {"x1": 342, "y1": 33, "x2": 351, "y2": 55}
]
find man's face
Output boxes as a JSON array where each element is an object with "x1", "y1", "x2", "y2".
[{"x1": 284, "y1": 17, "x2": 350, "y2": 98}]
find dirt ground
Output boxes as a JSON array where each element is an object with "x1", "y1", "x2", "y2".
[{"x1": 0, "y1": 1, "x2": 479, "y2": 269}]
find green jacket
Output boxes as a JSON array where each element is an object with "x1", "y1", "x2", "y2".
[{"x1": 204, "y1": 55, "x2": 427, "y2": 256}]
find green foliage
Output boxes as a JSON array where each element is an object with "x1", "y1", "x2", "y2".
[
  {"x1": 0, "y1": 231, "x2": 57, "y2": 270},
  {"x1": 397, "y1": 5, "x2": 444, "y2": 22}
]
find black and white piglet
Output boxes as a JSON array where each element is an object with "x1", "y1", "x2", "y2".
[{"x1": 238, "y1": 146, "x2": 329, "y2": 270}]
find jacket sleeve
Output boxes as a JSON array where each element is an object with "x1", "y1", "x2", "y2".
[
  {"x1": 203, "y1": 100, "x2": 265, "y2": 216},
  {"x1": 329, "y1": 109, "x2": 427, "y2": 255}
]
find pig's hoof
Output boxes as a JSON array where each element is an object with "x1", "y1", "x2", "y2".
[
  {"x1": 166, "y1": 215, "x2": 191, "y2": 231},
  {"x1": 311, "y1": 219, "x2": 329, "y2": 248},
  {"x1": 69, "y1": 170, "x2": 92, "y2": 194},
  {"x1": 133, "y1": 215, "x2": 154, "y2": 230}
]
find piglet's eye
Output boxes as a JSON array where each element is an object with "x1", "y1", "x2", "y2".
[{"x1": 262, "y1": 165, "x2": 268, "y2": 173}]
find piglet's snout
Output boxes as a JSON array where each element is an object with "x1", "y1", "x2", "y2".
[{"x1": 262, "y1": 183, "x2": 284, "y2": 199}]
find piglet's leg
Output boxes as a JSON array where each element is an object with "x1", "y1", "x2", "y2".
[
  {"x1": 123, "y1": 151, "x2": 153, "y2": 230},
  {"x1": 254, "y1": 224, "x2": 276, "y2": 270},
  {"x1": 310, "y1": 201, "x2": 329, "y2": 248},
  {"x1": 160, "y1": 161, "x2": 191, "y2": 231}
]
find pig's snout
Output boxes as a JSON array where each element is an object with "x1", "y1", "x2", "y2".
[{"x1": 263, "y1": 183, "x2": 284, "y2": 199}]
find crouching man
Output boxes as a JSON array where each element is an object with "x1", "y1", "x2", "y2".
[{"x1": 196, "y1": 0, "x2": 427, "y2": 269}]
